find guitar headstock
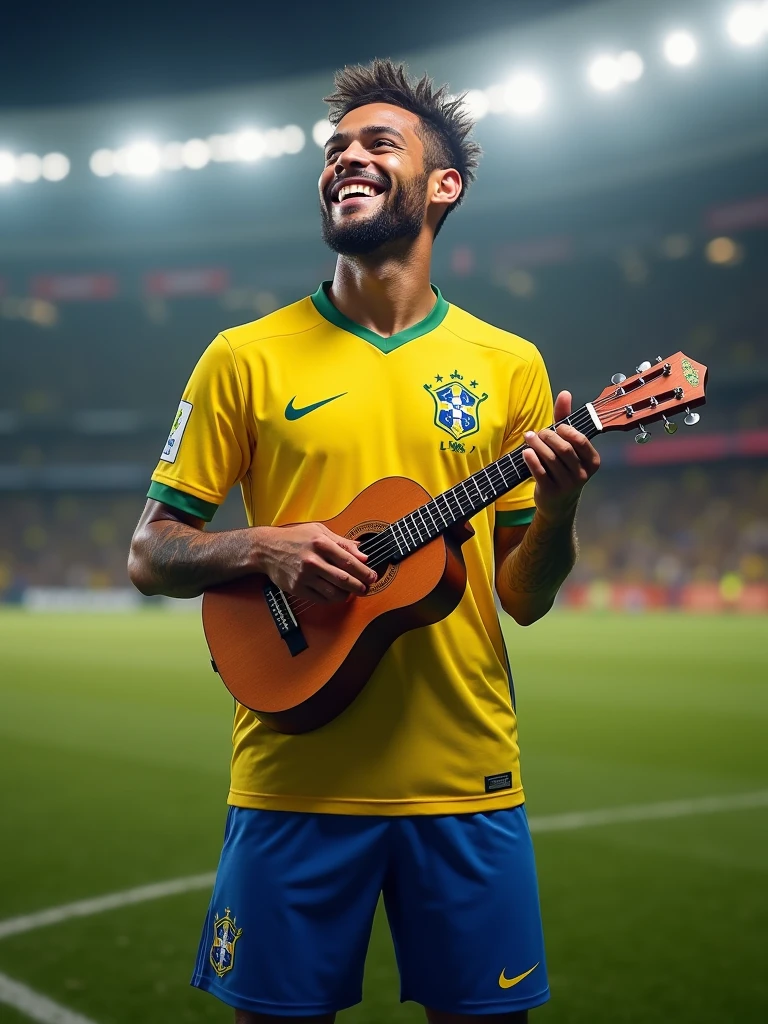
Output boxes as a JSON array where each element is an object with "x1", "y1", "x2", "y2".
[{"x1": 590, "y1": 352, "x2": 708, "y2": 442}]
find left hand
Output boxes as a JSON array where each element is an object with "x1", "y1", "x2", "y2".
[{"x1": 522, "y1": 390, "x2": 601, "y2": 525}]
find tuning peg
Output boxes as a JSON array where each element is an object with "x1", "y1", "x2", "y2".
[
  {"x1": 636, "y1": 361, "x2": 652, "y2": 373},
  {"x1": 655, "y1": 356, "x2": 663, "y2": 363},
  {"x1": 611, "y1": 372, "x2": 627, "y2": 384},
  {"x1": 663, "y1": 415, "x2": 678, "y2": 435},
  {"x1": 684, "y1": 407, "x2": 700, "y2": 426},
  {"x1": 634, "y1": 426, "x2": 651, "y2": 444}
]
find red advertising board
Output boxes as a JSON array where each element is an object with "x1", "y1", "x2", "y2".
[
  {"x1": 31, "y1": 274, "x2": 119, "y2": 301},
  {"x1": 144, "y1": 268, "x2": 230, "y2": 297}
]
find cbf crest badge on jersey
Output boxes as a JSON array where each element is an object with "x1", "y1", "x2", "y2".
[
  {"x1": 160, "y1": 400, "x2": 193, "y2": 463},
  {"x1": 209, "y1": 907, "x2": 243, "y2": 977},
  {"x1": 424, "y1": 370, "x2": 488, "y2": 442}
]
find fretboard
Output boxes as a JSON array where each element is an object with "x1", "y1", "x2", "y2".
[{"x1": 365, "y1": 404, "x2": 601, "y2": 567}]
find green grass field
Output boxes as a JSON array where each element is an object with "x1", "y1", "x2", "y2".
[{"x1": 0, "y1": 609, "x2": 766, "y2": 1024}]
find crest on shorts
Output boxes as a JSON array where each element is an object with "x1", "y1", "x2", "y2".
[
  {"x1": 210, "y1": 907, "x2": 243, "y2": 977},
  {"x1": 424, "y1": 370, "x2": 488, "y2": 441}
]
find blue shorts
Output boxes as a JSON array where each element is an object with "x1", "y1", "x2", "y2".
[{"x1": 192, "y1": 805, "x2": 549, "y2": 1017}]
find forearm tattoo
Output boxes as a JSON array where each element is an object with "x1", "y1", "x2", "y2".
[
  {"x1": 138, "y1": 521, "x2": 253, "y2": 596},
  {"x1": 501, "y1": 513, "x2": 578, "y2": 598}
]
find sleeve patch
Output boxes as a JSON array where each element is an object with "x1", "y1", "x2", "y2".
[{"x1": 160, "y1": 400, "x2": 193, "y2": 463}]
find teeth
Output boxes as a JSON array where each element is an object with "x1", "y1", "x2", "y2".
[{"x1": 338, "y1": 183, "x2": 378, "y2": 200}]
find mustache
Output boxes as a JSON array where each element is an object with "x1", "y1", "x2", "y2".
[{"x1": 325, "y1": 171, "x2": 390, "y2": 203}]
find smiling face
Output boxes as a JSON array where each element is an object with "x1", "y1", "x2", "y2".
[{"x1": 318, "y1": 102, "x2": 441, "y2": 257}]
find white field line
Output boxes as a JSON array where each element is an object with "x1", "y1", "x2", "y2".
[
  {"x1": 1, "y1": 789, "x2": 766, "y2": 948},
  {"x1": 0, "y1": 791, "x2": 766, "y2": 1024},
  {"x1": 529, "y1": 788, "x2": 768, "y2": 834},
  {"x1": 0, "y1": 872, "x2": 215, "y2": 942},
  {"x1": 0, "y1": 971, "x2": 99, "y2": 1024}
]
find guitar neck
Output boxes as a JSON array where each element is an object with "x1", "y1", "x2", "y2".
[{"x1": 378, "y1": 403, "x2": 602, "y2": 563}]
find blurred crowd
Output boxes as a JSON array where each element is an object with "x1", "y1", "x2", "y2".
[{"x1": 1, "y1": 463, "x2": 767, "y2": 599}]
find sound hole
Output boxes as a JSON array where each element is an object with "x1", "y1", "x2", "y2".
[
  {"x1": 346, "y1": 522, "x2": 398, "y2": 594},
  {"x1": 357, "y1": 531, "x2": 392, "y2": 577}
]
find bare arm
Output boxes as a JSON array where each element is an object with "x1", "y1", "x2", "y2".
[
  {"x1": 128, "y1": 500, "x2": 377, "y2": 601},
  {"x1": 494, "y1": 390, "x2": 600, "y2": 627},
  {"x1": 495, "y1": 511, "x2": 578, "y2": 626}
]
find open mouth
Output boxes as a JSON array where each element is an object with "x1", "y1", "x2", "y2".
[{"x1": 330, "y1": 176, "x2": 388, "y2": 208}]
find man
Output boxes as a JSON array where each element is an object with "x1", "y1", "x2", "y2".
[{"x1": 129, "y1": 59, "x2": 600, "y2": 1024}]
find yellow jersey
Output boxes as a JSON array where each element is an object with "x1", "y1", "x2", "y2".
[{"x1": 149, "y1": 283, "x2": 553, "y2": 815}]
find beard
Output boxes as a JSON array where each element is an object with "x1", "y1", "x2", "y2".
[{"x1": 321, "y1": 172, "x2": 429, "y2": 257}]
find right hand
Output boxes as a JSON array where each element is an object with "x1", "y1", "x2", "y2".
[{"x1": 256, "y1": 523, "x2": 377, "y2": 603}]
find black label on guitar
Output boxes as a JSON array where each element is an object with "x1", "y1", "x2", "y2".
[{"x1": 484, "y1": 771, "x2": 512, "y2": 793}]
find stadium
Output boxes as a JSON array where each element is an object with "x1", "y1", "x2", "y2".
[{"x1": 1, "y1": 0, "x2": 767, "y2": 1021}]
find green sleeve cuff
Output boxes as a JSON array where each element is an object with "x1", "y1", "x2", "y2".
[
  {"x1": 147, "y1": 481, "x2": 219, "y2": 522},
  {"x1": 496, "y1": 507, "x2": 536, "y2": 527}
]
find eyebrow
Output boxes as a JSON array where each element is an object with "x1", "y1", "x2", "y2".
[{"x1": 325, "y1": 124, "x2": 407, "y2": 149}]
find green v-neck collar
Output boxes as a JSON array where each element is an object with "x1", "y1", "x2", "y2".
[{"x1": 310, "y1": 280, "x2": 449, "y2": 354}]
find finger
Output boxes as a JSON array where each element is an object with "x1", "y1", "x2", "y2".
[
  {"x1": 555, "y1": 426, "x2": 601, "y2": 474},
  {"x1": 316, "y1": 562, "x2": 373, "y2": 596},
  {"x1": 307, "y1": 578, "x2": 349, "y2": 603},
  {"x1": 535, "y1": 428, "x2": 583, "y2": 477},
  {"x1": 553, "y1": 390, "x2": 572, "y2": 424},
  {"x1": 329, "y1": 531, "x2": 369, "y2": 562},
  {"x1": 524, "y1": 431, "x2": 572, "y2": 486},
  {"x1": 522, "y1": 447, "x2": 549, "y2": 484},
  {"x1": 318, "y1": 536, "x2": 377, "y2": 584}
]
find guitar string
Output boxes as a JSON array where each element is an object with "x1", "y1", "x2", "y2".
[
  {"x1": 282, "y1": 384, "x2": 679, "y2": 616},
  {"x1": 282, "y1": 398, "x2": 654, "y2": 616},
  {"x1": 289, "y1": 376, "x2": 670, "y2": 582},
  {"x1": 283, "y1": 407, "x2": 597, "y2": 616}
]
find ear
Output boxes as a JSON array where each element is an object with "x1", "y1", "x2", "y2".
[{"x1": 427, "y1": 168, "x2": 462, "y2": 218}]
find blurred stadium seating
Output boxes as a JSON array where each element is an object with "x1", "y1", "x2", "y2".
[{"x1": 1, "y1": 0, "x2": 767, "y2": 611}]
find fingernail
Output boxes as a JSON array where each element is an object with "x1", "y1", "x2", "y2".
[{"x1": 524, "y1": 431, "x2": 535, "y2": 440}]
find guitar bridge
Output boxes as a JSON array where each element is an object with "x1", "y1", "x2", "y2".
[{"x1": 263, "y1": 583, "x2": 308, "y2": 656}]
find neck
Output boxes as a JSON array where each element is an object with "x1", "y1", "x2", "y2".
[
  {"x1": 359, "y1": 404, "x2": 603, "y2": 571},
  {"x1": 329, "y1": 234, "x2": 435, "y2": 337}
]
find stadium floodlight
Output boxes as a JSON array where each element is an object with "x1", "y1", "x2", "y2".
[
  {"x1": 161, "y1": 142, "x2": 185, "y2": 171},
  {"x1": 462, "y1": 89, "x2": 490, "y2": 120},
  {"x1": 589, "y1": 56, "x2": 622, "y2": 91},
  {"x1": 41, "y1": 153, "x2": 70, "y2": 182},
  {"x1": 89, "y1": 149, "x2": 116, "y2": 177},
  {"x1": 706, "y1": 236, "x2": 742, "y2": 265},
  {"x1": 208, "y1": 134, "x2": 237, "y2": 162},
  {"x1": 281, "y1": 125, "x2": 306, "y2": 155},
  {"x1": 663, "y1": 31, "x2": 697, "y2": 66},
  {"x1": 0, "y1": 151, "x2": 14, "y2": 185},
  {"x1": 264, "y1": 128, "x2": 285, "y2": 158},
  {"x1": 119, "y1": 142, "x2": 161, "y2": 177},
  {"x1": 618, "y1": 50, "x2": 644, "y2": 82},
  {"x1": 182, "y1": 138, "x2": 211, "y2": 169},
  {"x1": 504, "y1": 73, "x2": 545, "y2": 115},
  {"x1": 234, "y1": 130, "x2": 265, "y2": 162},
  {"x1": 726, "y1": 3, "x2": 766, "y2": 45},
  {"x1": 312, "y1": 118, "x2": 334, "y2": 148},
  {"x1": 15, "y1": 153, "x2": 43, "y2": 183}
]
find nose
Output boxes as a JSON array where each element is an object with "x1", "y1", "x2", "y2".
[{"x1": 333, "y1": 140, "x2": 371, "y2": 175}]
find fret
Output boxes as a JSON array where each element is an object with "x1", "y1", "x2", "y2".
[
  {"x1": 392, "y1": 519, "x2": 408, "y2": 554},
  {"x1": 435, "y1": 493, "x2": 451, "y2": 526},
  {"x1": 418, "y1": 506, "x2": 436, "y2": 540},
  {"x1": 460, "y1": 480, "x2": 472, "y2": 512},
  {"x1": 482, "y1": 467, "x2": 497, "y2": 500},
  {"x1": 402, "y1": 516, "x2": 419, "y2": 548},
  {"x1": 379, "y1": 406, "x2": 595, "y2": 561},
  {"x1": 445, "y1": 488, "x2": 463, "y2": 520},
  {"x1": 424, "y1": 502, "x2": 440, "y2": 533}
]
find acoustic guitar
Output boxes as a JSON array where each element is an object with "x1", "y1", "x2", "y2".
[{"x1": 203, "y1": 351, "x2": 707, "y2": 733}]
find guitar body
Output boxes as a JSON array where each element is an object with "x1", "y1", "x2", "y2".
[{"x1": 202, "y1": 476, "x2": 473, "y2": 734}]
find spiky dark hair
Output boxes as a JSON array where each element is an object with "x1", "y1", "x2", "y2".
[{"x1": 324, "y1": 59, "x2": 481, "y2": 234}]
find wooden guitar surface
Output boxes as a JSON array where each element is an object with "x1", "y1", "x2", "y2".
[{"x1": 202, "y1": 476, "x2": 472, "y2": 733}]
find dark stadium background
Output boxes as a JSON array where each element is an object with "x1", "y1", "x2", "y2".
[{"x1": 1, "y1": 1, "x2": 766, "y2": 1022}]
